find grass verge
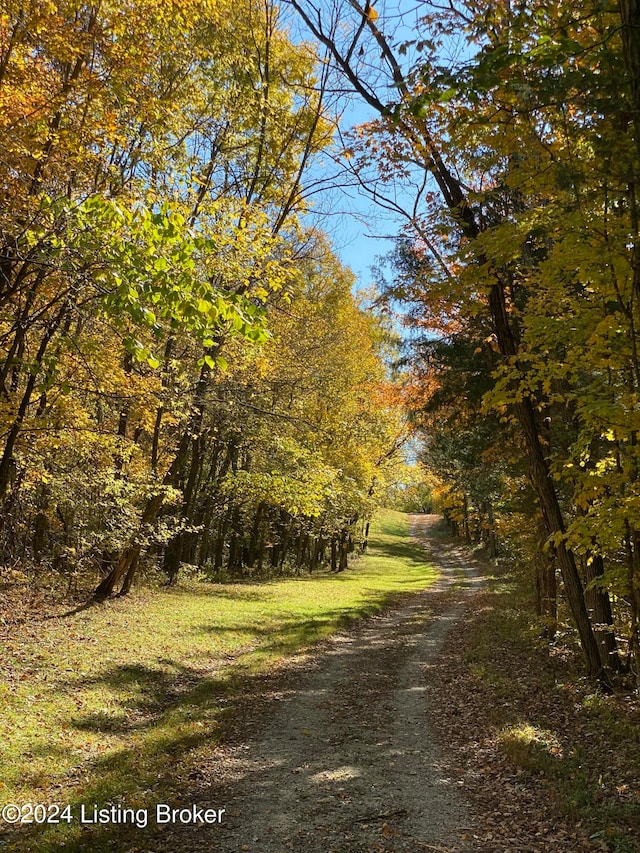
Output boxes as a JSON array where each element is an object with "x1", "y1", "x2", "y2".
[{"x1": 0, "y1": 509, "x2": 435, "y2": 852}]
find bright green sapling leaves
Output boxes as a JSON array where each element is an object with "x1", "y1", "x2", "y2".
[{"x1": 42, "y1": 194, "x2": 275, "y2": 367}]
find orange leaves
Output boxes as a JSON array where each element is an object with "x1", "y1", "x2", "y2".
[{"x1": 400, "y1": 364, "x2": 441, "y2": 416}]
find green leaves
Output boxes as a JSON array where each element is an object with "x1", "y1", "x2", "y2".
[{"x1": 42, "y1": 194, "x2": 276, "y2": 367}]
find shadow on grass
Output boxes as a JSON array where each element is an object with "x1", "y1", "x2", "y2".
[
  {"x1": 7, "y1": 519, "x2": 440, "y2": 853},
  {"x1": 365, "y1": 539, "x2": 431, "y2": 563},
  {"x1": 69, "y1": 604, "x2": 391, "y2": 740},
  {"x1": 69, "y1": 662, "x2": 207, "y2": 734},
  {"x1": 9, "y1": 650, "x2": 314, "y2": 853},
  {"x1": 169, "y1": 585, "x2": 271, "y2": 600}
]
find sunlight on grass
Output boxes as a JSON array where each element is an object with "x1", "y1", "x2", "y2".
[
  {"x1": 498, "y1": 722, "x2": 564, "y2": 772},
  {"x1": 0, "y1": 510, "x2": 436, "y2": 852}
]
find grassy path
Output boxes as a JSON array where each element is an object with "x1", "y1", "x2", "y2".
[{"x1": 1, "y1": 510, "x2": 439, "y2": 852}]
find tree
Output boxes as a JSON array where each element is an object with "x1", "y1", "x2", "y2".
[
  {"x1": 286, "y1": 0, "x2": 640, "y2": 684},
  {"x1": 155, "y1": 234, "x2": 407, "y2": 584},
  {"x1": 0, "y1": 0, "x2": 337, "y2": 595}
]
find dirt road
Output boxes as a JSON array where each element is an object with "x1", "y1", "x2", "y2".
[{"x1": 156, "y1": 515, "x2": 481, "y2": 853}]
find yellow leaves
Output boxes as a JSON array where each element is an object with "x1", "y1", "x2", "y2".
[
  {"x1": 366, "y1": 4, "x2": 379, "y2": 23},
  {"x1": 0, "y1": 0, "x2": 398, "y2": 592}
]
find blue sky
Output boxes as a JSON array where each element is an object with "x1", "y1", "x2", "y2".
[
  {"x1": 288, "y1": 0, "x2": 472, "y2": 293},
  {"x1": 291, "y1": 1, "x2": 431, "y2": 290},
  {"x1": 323, "y1": 188, "x2": 398, "y2": 291},
  {"x1": 302, "y1": 93, "x2": 406, "y2": 294}
]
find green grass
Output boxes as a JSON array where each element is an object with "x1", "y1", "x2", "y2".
[{"x1": 0, "y1": 509, "x2": 436, "y2": 852}]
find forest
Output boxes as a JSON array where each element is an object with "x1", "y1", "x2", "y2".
[
  {"x1": 2, "y1": 0, "x2": 640, "y2": 705},
  {"x1": 0, "y1": 0, "x2": 412, "y2": 600},
  {"x1": 2, "y1": 1, "x2": 640, "y2": 851}
]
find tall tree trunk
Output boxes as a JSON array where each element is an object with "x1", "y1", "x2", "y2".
[
  {"x1": 214, "y1": 512, "x2": 229, "y2": 574},
  {"x1": 163, "y1": 534, "x2": 182, "y2": 585},
  {"x1": 278, "y1": 513, "x2": 295, "y2": 570},
  {"x1": 624, "y1": 524, "x2": 640, "y2": 678},
  {"x1": 515, "y1": 395, "x2": 605, "y2": 680},
  {"x1": 534, "y1": 539, "x2": 557, "y2": 640},
  {"x1": 96, "y1": 347, "x2": 218, "y2": 596},
  {"x1": 462, "y1": 494, "x2": 471, "y2": 544},
  {"x1": 488, "y1": 281, "x2": 606, "y2": 681},
  {"x1": 94, "y1": 494, "x2": 164, "y2": 597},
  {"x1": 362, "y1": 521, "x2": 370, "y2": 553},
  {"x1": 247, "y1": 502, "x2": 266, "y2": 568},
  {"x1": 338, "y1": 528, "x2": 348, "y2": 572},
  {"x1": 534, "y1": 517, "x2": 556, "y2": 629}
]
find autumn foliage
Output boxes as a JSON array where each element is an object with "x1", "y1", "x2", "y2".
[
  {"x1": 286, "y1": 0, "x2": 640, "y2": 685},
  {"x1": 0, "y1": 1, "x2": 407, "y2": 598}
]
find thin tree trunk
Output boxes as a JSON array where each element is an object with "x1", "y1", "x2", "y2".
[
  {"x1": 362, "y1": 521, "x2": 370, "y2": 553},
  {"x1": 247, "y1": 502, "x2": 266, "y2": 568},
  {"x1": 462, "y1": 494, "x2": 471, "y2": 544},
  {"x1": 515, "y1": 394, "x2": 605, "y2": 681},
  {"x1": 338, "y1": 528, "x2": 348, "y2": 572},
  {"x1": 0, "y1": 303, "x2": 67, "y2": 500},
  {"x1": 535, "y1": 548, "x2": 557, "y2": 639},
  {"x1": 584, "y1": 553, "x2": 621, "y2": 673},
  {"x1": 624, "y1": 523, "x2": 640, "y2": 679},
  {"x1": 94, "y1": 492, "x2": 165, "y2": 597}
]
